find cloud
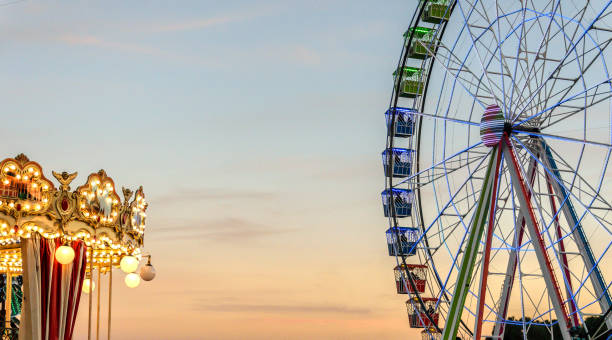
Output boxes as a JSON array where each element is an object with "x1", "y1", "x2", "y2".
[
  {"x1": 288, "y1": 45, "x2": 322, "y2": 66},
  {"x1": 144, "y1": 4, "x2": 281, "y2": 33},
  {"x1": 194, "y1": 302, "x2": 371, "y2": 315},
  {"x1": 151, "y1": 188, "x2": 277, "y2": 205},
  {"x1": 149, "y1": 15, "x2": 241, "y2": 33},
  {"x1": 57, "y1": 34, "x2": 162, "y2": 55},
  {"x1": 150, "y1": 217, "x2": 298, "y2": 242}
]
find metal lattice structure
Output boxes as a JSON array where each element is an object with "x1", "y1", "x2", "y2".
[{"x1": 382, "y1": 1, "x2": 612, "y2": 339}]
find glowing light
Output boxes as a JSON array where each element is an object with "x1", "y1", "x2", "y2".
[
  {"x1": 55, "y1": 245, "x2": 75, "y2": 265},
  {"x1": 125, "y1": 273, "x2": 140, "y2": 288},
  {"x1": 120, "y1": 256, "x2": 138, "y2": 273},
  {"x1": 83, "y1": 279, "x2": 95, "y2": 293}
]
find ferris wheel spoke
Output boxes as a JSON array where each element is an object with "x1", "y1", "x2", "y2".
[
  {"x1": 529, "y1": 0, "x2": 561, "y2": 116},
  {"x1": 466, "y1": 1, "x2": 518, "y2": 112},
  {"x1": 513, "y1": 22, "x2": 593, "y2": 120},
  {"x1": 544, "y1": 145, "x2": 612, "y2": 210},
  {"x1": 456, "y1": 0, "x2": 507, "y2": 109},
  {"x1": 537, "y1": 5, "x2": 605, "y2": 119},
  {"x1": 533, "y1": 138, "x2": 612, "y2": 328},
  {"x1": 504, "y1": 0, "x2": 531, "y2": 114},
  {"x1": 422, "y1": 150, "x2": 492, "y2": 259},
  {"x1": 515, "y1": 38, "x2": 612, "y2": 128},
  {"x1": 513, "y1": 137, "x2": 612, "y2": 328},
  {"x1": 464, "y1": 0, "x2": 536, "y2": 111},
  {"x1": 513, "y1": 76, "x2": 612, "y2": 129},
  {"x1": 511, "y1": 129, "x2": 612, "y2": 149},
  {"x1": 395, "y1": 141, "x2": 483, "y2": 187},
  {"x1": 429, "y1": 42, "x2": 499, "y2": 107},
  {"x1": 519, "y1": 37, "x2": 612, "y2": 126},
  {"x1": 513, "y1": 136, "x2": 612, "y2": 236},
  {"x1": 512, "y1": 8, "x2": 589, "y2": 117},
  {"x1": 429, "y1": 154, "x2": 492, "y2": 299},
  {"x1": 540, "y1": 87, "x2": 612, "y2": 131},
  {"x1": 526, "y1": 0, "x2": 588, "y2": 117},
  {"x1": 472, "y1": 4, "x2": 546, "y2": 113},
  {"x1": 441, "y1": 146, "x2": 502, "y2": 340},
  {"x1": 507, "y1": 1, "x2": 563, "y2": 117},
  {"x1": 511, "y1": 2, "x2": 612, "y2": 123}
]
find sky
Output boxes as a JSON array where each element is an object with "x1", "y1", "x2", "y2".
[{"x1": 0, "y1": 1, "x2": 422, "y2": 339}]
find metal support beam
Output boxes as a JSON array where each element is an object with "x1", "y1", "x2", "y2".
[
  {"x1": 537, "y1": 138, "x2": 612, "y2": 330},
  {"x1": 474, "y1": 145, "x2": 503, "y2": 340},
  {"x1": 492, "y1": 157, "x2": 538, "y2": 338},
  {"x1": 502, "y1": 136, "x2": 571, "y2": 340},
  {"x1": 442, "y1": 146, "x2": 500, "y2": 340},
  {"x1": 545, "y1": 172, "x2": 579, "y2": 327}
]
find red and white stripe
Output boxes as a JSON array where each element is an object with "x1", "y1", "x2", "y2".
[{"x1": 20, "y1": 234, "x2": 86, "y2": 340}]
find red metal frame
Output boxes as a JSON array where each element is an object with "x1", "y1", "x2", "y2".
[
  {"x1": 545, "y1": 173, "x2": 579, "y2": 327},
  {"x1": 495, "y1": 157, "x2": 538, "y2": 338},
  {"x1": 503, "y1": 135, "x2": 571, "y2": 329}
]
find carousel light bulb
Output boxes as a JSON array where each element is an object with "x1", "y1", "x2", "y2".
[
  {"x1": 55, "y1": 245, "x2": 75, "y2": 265},
  {"x1": 125, "y1": 273, "x2": 140, "y2": 288},
  {"x1": 120, "y1": 256, "x2": 138, "y2": 273},
  {"x1": 139, "y1": 260, "x2": 156, "y2": 281},
  {"x1": 83, "y1": 278, "x2": 95, "y2": 293}
]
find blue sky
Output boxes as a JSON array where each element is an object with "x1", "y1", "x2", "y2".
[{"x1": 1, "y1": 1, "x2": 422, "y2": 339}]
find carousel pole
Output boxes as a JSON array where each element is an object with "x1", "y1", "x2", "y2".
[
  {"x1": 4, "y1": 272, "x2": 11, "y2": 327},
  {"x1": 108, "y1": 257, "x2": 112, "y2": 340},
  {"x1": 96, "y1": 262, "x2": 101, "y2": 340},
  {"x1": 88, "y1": 243, "x2": 94, "y2": 340}
]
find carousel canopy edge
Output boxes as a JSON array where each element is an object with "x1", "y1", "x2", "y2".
[{"x1": 0, "y1": 154, "x2": 148, "y2": 252}]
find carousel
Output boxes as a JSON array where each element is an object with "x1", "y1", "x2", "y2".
[{"x1": 0, "y1": 154, "x2": 156, "y2": 340}]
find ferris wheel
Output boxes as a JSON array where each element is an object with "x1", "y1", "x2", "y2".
[{"x1": 382, "y1": 1, "x2": 612, "y2": 339}]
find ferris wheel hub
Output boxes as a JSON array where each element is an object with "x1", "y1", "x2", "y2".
[{"x1": 480, "y1": 104, "x2": 505, "y2": 147}]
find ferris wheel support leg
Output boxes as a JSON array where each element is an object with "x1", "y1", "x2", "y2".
[
  {"x1": 545, "y1": 173, "x2": 580, "y2": 328},
  {"x1": 537, "y1": 138, "x2": 612, "y2": 330},
  {"x1": 474, "y1": 145, "x2": 503, "y2": 340},
  {"x1": 502, "y1": 136, "x2": 572, "y2": 340},
  {"x1": 492, "y1": 157, "x2": 538, "y2": 339},
  {"x1": 442, "y1": 147, "x2": 500, "y2": 340}
]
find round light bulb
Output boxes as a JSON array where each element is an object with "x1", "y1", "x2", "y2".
[
  {"x1": 55, "y1": 245, "x2": 75, "y2": 265},
  {"x1": 139, "y1": 263, "x2": 156, "y2": 281},
  {"x1": 83, "y1": 278, "x2": 95, "y2": 293},
  {"x1": 125, "y1": 273, "x2": 140, "y2": 288},
  {"x1": 120, "y1": 256, "x2": 138, "y2": 273}
]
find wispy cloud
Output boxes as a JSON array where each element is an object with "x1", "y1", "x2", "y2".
[
  {"x1": 194, "y1": 302, "x2": 371, "y2": 315},
  {"x1": 145, "y1": 4, "x2": 280, "y2": 33},
  {"x1": 151, "y1": 188, "x2": 277, "y2": 205},
  {"x1": 287, "y1": 45, "x2": 322, "y2": 66},
  {"x1": 151, "y1": 217, "x2": 298, "y2": 242},
  {"x1": 57, "y1": 34, "x2": 162, "y2": 55},
  {"x1": 149, "y1": 15, "x2": 242, "y2": 33}
]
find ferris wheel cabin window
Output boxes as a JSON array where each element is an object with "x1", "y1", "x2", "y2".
[
  {"x1": 381, "y1": 188, "x2": 414, "y2": 218},
  {"x1": 385, "y1": 107, "x2": 415, "y2": 137}
]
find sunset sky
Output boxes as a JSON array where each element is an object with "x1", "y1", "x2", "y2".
[{"x1": 0, "y1": 1, "x2": 422, "y2": 339}]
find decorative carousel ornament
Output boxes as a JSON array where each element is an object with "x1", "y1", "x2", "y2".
[
  {"x1": 0, "y1": 153, "x2": 156, "y2": 340},
  {"x1": 139, "y1": 255, "x2": 156, "y2": 281}
]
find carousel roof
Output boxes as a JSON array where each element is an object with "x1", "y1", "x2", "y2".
[{"x1": 0, "y1": 153, "x2": 149, "y2": 273}]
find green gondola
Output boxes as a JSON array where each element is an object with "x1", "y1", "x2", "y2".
[
  {"x1": 422, "y1": 0, "x2": 452, "y2": 24},
  {"x1": 394, "y1": 67, "x2": 425, "y2": 98},
  {"x1": 405, "y1": 27, "x2": 436, "y2": 59}
]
